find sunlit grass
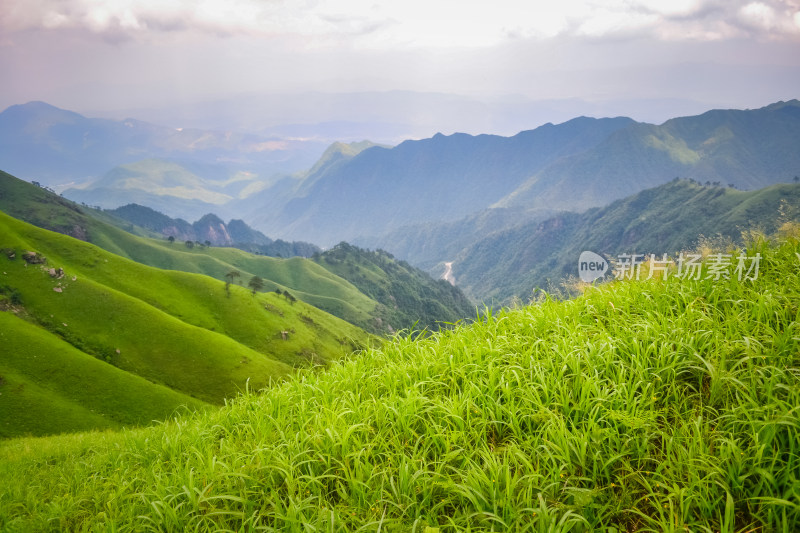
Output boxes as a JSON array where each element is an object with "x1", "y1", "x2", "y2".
[
  {"x1": 1, "y1": 236, "x2": 798, "y2": 531},
  {"x1": 0, "y1": 211, "x2": 371, "y2": 438}
]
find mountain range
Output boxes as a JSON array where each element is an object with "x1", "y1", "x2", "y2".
[
  {"x1": 106, "y1": 204, "x2": 320, "y2": 257},
  {"x1": 4, "y1": 100, "x2": 799, "y2": 252},
  {"x1": 3, "y1": 99, "x2": 800, "y2": 308},
  {"x1": 0, "y1": 101, "x2": 330, "y2": 219},
  {"x1": 257, "y1": 100, "x2": 800, "y2": 247}
]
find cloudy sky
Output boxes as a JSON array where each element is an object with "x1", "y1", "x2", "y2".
[{"x1": 1, "y1": 0, "x2": 799, "y2": 134}]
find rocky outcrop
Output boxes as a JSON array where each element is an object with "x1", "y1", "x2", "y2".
[{"x1": 22, "y1": 251, "x2": 46, "y2": 264}]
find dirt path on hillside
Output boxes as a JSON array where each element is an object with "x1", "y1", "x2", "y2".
[{"x1": 442, "y1": 261, "x2": 455, "y2": 285}]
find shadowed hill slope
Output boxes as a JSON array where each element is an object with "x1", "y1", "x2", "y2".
[{"x1": 454, "y1": 179, "x2": 800, "y2": 303}]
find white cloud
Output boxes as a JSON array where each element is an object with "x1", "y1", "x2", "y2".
[
  {"x1": 2, "y1": 0, "x2": 798, "y2": 47},
  {"x1": 740, "y1": 2, "x2": 778, "y2": 27}
]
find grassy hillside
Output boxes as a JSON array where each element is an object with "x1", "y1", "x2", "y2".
[
  {"x1": 0, "y1": 210, "x2": 370, "y2": 437},
  {"x1": 91, "y1": 233, "x2": 380, "y2": 331},
  {"x1": 0, "y1": 170, "x2": 380, "y2": 330},
  {"x1": 456, "y1": 179, "x2": 800, "y2": 303},
  {"x1": 0, "y1": 312, "x2": 207, "y2": 438},
  {"x1": 1, "y1": 233, "x2": 797, "y2": 531}
]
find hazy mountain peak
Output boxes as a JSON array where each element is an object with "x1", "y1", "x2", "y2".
[
  {"x1": 757, "y1": 99, "x2": 800, "y2": 111},
  {"x1": 2, "y1": 100, "x2": 75, "y2": 115}
]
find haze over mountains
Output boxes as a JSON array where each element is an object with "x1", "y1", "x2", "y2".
[
  {"x1": 87, "y1": 92, "x2": 717, "y2": 144},
  {"x1": 2, "y1": 98, "x2": 800, "y2": 306},
  {"x1": 0, "y1": 101, "x2": 329, "y2": 219},
  {"x1": 261, "y1": 100, "x2": 800, "y2": 247},
  {"x1": 6, "y1": 99, "x2": 799, "y2": 241}
]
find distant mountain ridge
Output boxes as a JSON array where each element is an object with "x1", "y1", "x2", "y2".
[
  {"x1": 250, "y1": 116, "x2": 635, "y2": 245},
  {"x1": 494, "y1": 99, "x2": 800, "y2": 211},
  {"x1": 247, "y1": 100, "x2": 800, "y2": 247},
  {"x1": 0, "y1": 101, "x2": 331, "y2": 219},
  {"x1": 107, "y1": 203, "x2": 320, "y2": 257},
  {"x1": 3, "y1": 99, "x2": 799, "y2": 254}
]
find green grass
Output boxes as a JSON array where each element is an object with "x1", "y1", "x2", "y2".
[
  {"x1": 0, "y1": 312, "x2": 206, "y2": 438},
  {"x1": 82, "y1": 224, "x2": 379, "y2": 332},
  {"x1": 0, "y1": 210, "x2": 371, "y2": 437},
  {"x1": 1, "y1": 233, "x2": 797, "y2": 531}
]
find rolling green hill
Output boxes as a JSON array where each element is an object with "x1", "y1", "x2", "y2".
[
  {"x1": 0, "y1": 312, "x2": 207, "y2": 438},
  {"x1": 0, "y1": 210, "x2": 370, "y2": 438},
  {"x1": 1, "y1": 234, "x2": 797, "y2": 531},
  {"x1": 312, "y1": 242, "x2": 475, "y2": 332},
  {"x1": 454, "y1": 179, "x2": 800, "y2": 303},
  {"x1": 0, "y1": 171, "x2": 380, "y2": 331}
]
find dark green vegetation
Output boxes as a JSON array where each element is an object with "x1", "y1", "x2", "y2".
[
  {"x1": 0, "y1": 210, "x2": 369, "y2": 438},
  {"x1": 2, "y1": 234, "x2": 798, "y2": 531},
  {"x1": 313, "y1": 242, "x2": 474, "y2": 332},
  {"x1": 1, "y1": 171, "x2": 475, "y2": 334},
  {"x1": 454, "y1": 179, "x2": 800, "y2": 303}
]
